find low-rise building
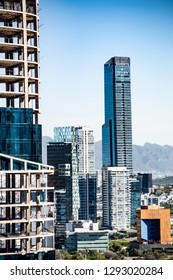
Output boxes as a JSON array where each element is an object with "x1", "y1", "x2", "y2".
[
  {"x1": 141, "y1": 193, "x2": 160, "y2": 207},
  {"x1": 65, "y1": 220, "x2": 109, "y2": 252}
]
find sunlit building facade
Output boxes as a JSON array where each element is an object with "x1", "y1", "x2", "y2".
[{"x1": 102, "y1": 167, "x2": 130, "y2": 229}]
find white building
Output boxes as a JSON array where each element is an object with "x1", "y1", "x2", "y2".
[
  {"x1": 54, "y1": 126, "x2": 95, "y2": 174},
  {"x1": 76, "y1": 127, "x2": 95, "y2": 174},
  {"x1": 102, "y1": 167, "x2": 130, "y2": 230},
  {"x1": 141, "y1": 193, "x2": 160, "y2": 207},
  {"x1": 66, "y1": 220, "x2": 99, "y2": 232}
]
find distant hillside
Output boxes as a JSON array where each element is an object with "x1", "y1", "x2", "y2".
[
  {"x1": 153, "y1": 176, "x2": 173, "y2": 186},
  {"x1": 43, "y1": 137, "x2": 173, "y2": 176},
  {"x1": 133, "y1": 142, "x2": 173, "y2": 173},
  {"x1": 95, "y1": 141, "x2": 173, "y2": 175}
]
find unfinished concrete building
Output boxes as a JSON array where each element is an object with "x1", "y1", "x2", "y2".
[
  {"x1": 0, "y1": 0, "x2": 40, "y2": 121},
  {"x1": 0, "y1": 0, "x2": 55, "y2": 259},
  {"x1": 0, "y1": 154, "x2": 55, "y2": 259}
]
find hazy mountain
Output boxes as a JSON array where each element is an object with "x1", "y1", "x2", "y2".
[
  {"x1": 133, "y1": 142, "x2": 173, "y2": 173},
  {"x1": 43, "y1": 137, "x2": 173, "y2": 176},
  {"x1": 95, "y1": 141, "x2": 173, "y2": 175}
]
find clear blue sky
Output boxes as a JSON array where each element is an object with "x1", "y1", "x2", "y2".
[{"x1": 39, "y1": 0, "x2": 173, "y2": 146}]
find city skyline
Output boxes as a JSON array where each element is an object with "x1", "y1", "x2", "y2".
[{"x1": 39, "y1": 0, "x2": 173, "y2": 146}]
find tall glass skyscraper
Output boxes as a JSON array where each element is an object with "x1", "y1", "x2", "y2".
[{"x1": 102, "y1": 56, "x2": 133, "y2": 172}]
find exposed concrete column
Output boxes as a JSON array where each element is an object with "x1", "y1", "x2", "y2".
[
  {"x1": 11, "y1": 175, "x2": 16, "y2": 250},
  {"x1": 6, "y1": 174, "x2": 11, "y2": 252},
  {"x1": 26, "y1": 173, "x2": 31, "y2": 252},
  {"x1": 22, "y1": 0, "x2": 29, "y2": 108},
  {"x1": 36, "y1": 236, "x2": 42, "y2": 251}
]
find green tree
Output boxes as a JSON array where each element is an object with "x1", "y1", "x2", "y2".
[
  {"x1": 71, "y1": 252, "x2": 85, "y2": 260},
  {"x1": 110, "y1": 242, "x2": 122, "y2": 252},
  {"x1": 156, "y1": 252, "x2": 168, "y2": 260},
  {"x1": 143, "y1": 250, "x2": 156, "y2": 260},
  {"x1": 86, "y1": 250, "x2": 106, "y2": 260},
  {"x1": 61, "y1": 250, "x2": 72, "y2": 260}
]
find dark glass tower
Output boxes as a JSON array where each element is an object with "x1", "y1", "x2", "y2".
[
  {"x1": 78, "y1": 173, "x2": 97, "y2": 222},
  {"x1": 137, "y1": 173, "x2": 152, "y2": 194},
  {"x1": 47, "y1": 142, "x2": 79, "y2": 249},
  {"x1": 102, "y1": 56, "x2": 133, "y2": 172}
]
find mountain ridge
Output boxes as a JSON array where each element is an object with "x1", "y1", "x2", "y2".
[
  {"x1": 43, "y1": 136, "x2": 173, "y2": 176},
  {"x1": 95, "y1": 140, "x2": 173, "y2": 175}
]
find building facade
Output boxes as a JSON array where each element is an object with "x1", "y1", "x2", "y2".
[
  {"x1": 136, "y1": 205, "x2": 171, "y2": 245},
  {"x1": 0, "y1": 154, "x2": 55, "y2": 260},
  {"x1": 141, "y1": 193, "x2": 160, "y2": 207},
  {"x1": 75, "y1": 127, "x2": 95, "y2": 174},
  {"x1": 0, "y1": 0, "x2": 55, "y2": 259},
  {"x1": 102, "y1": 57, "x2": 133, "y2": 172},
  {"x1": 47, "y1": 142, "x2": 80, "y2": 249},
  {"x1": 102, "y1": 167, "x2": 130, "y2": 229},
  {"x1": 75, "y1": 127, "x2": 96, "y2": 222},
  {"x1": 65, "y1": 220, "x2": 109, "y2": 252},
  {"x1": 130, "y1": 176, "x2": 141, "y2": 225},
  {"x1": 54, "y1": 126, "x2": 95, "y2": 174},
  {"x1": 78, "y1": 173, "x2": 97, "y2": 222},
  {"x1": 137, "y1": 173, "x2": 152, "y2": 194},
  {"x1": 53, "y1": 126, "x2": 97, "y2": 223},
  {"x1": 47, "y1": 142, "x2": 79, "y2": 221}
]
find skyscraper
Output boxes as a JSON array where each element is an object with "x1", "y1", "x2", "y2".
[
  {"x1": 130, "y1": 177, "x2": 141, "y2": 225},
  {"x1": 75, "y1": 127, "x2": 95, "y2": 175},
  {"x1": 102, "y1": 56, "x2": 134, "y2": 229},
  {"x1": 53, "y1": 126, "x2": 97, "y2": 222},
  {"x1": 102, "y1": 56, "x2": 133, "y2": 172},
  {"x1": 0, "y1": 0, "x2": 55, "y2": 260},
  {"x1": 75, "y1": 127, "x2": 96, "y2": 221},
  {"x1": 78, "y1": 173, "x2": 97, "y2": 222},
  {"x1": 47, "y1": 142, "x2": 79, "y2": 249}
]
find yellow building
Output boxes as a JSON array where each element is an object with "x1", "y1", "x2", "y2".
[{"x1": 136, "y1": 205, "x2": 171, "y2": 245}]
